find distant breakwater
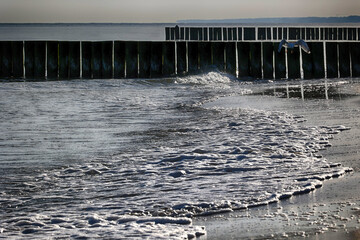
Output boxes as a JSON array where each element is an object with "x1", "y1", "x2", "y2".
[{"x1": 0, "y1": 26, "x2": 360, "y2": 80}]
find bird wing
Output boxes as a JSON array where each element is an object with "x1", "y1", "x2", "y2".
[
  {"x1": 295, "y1": 39, "x2": 311, "y2": 54},
  {"x1": 278, "y1": 39, "x2": 288, "y2": 53}
]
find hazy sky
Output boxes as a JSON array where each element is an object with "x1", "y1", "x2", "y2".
[{"x1": 1, "y1": 0, "x2": 359, "y2": 23}]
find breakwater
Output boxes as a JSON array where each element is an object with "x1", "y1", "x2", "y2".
[{"x1": 0, "y1": 26, "x2": 359, "y2": 80}]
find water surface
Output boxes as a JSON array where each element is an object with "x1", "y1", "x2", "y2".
[{"x1": 1, "y1": 73, "x2": 358, "y2": 239}]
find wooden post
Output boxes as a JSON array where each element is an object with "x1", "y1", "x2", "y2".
[
  {"x1": 350, "y1": 42, "x2": 360, "y2": 77},
  {"x1": 150, "y1": 42, "x2": 162, "y2": 78},
  {"x1": 80, "y1": 41, "x2": 83, "y2": 78},
  {"x1": 11, "y1": 41, "x2": 24, "y2": 79},
  {"x1": 114, "y1": 41, "x2": 125, "y2": 79},
  {"x1": 111, "y1": 41, "x2": 114, "y2": 78},
  {"x1": 249, "y1": 42, "x2": 261, "y2": 78},
  {"x1": 349, "y1": 43, "x2": 353, "y2": 78},
  {"x1": 101, "y1": 41, "x2": 112, "y2": 79},
  {"x1": 323, "y1": 42, "x2": 327, "y2": 79},
  {"x1": 91, "y1": 42, "x2": 102, "y2": 79},
  {"x1": 275, "y1": 41, "x2": 286, "y2": 79},
  {"x1": 81, "y1": 42, "x2": 92, "y2": 79},
  {"x1": 47, "y1": 41, "x2": 59, "y2": 79},
  {"x1": 311, "y1": 42, "x2": 325, "y2": 79},
  {"x1": 69, "y1": 42, "x2": 80, "y2": 79},
  {"x1": 59, "y1": 42, "x2": 69, "y2": 78},
  {"x1": 299, "y1": 46, "x2": 304, "y2": 80},
  {"x1": 24, "y1": 42, "x2": 34, "y2": 79},
  {"x1": 0, "y1": 41, "x2": 11, "y2": 78},
  {"x1": 176, "y1": 41, "x2": 186, "y2": 75},
  {"x1": 162, "y1": 42, "x2": 175, "y2": 76},
  {"x1": 125, "y1": 41, "x2": 138, "y2": 78},
  {"x1": 212, "y1": 42, "x2": 225, "y2": 72},
  {"x1": 326, "y1": 42, "x2": 338, "y2": 78},
  {"x1": 261, "y1": 42, "x2": 264, "y2": 79},
  {"x1": 138, "y1": 41, "x2": 151, "y2": 78},
  {"x1": 226, "y1": 42, "x2": 236, "y2": 75},
  {"x1": 237, "y1": 42, "x2": 250, "y2": 78},
  {"x1": 262, "y1": 42, "x2": 274, "y2": 79},
  {"x1": 198, "y1": 42, "x2": 211, "y2": 71},
  {"x1": 188, "y1": 42, "x2": 199, "y2": 73},
  {"x1": 33, "y1": 42, "x2": 46, "y2": 79},
  {"x1": 302, "y1": 42, "x2": 313, "y2": 79},
  {"x1": 287, "y1": 46, "x2": 300, "y2": 79},
  {"x1": 285, "y1": 49, "x2": 288, "y2": 79},
  {"x1": 272, "y1": 44, "x2": 276, "y2": 79}
]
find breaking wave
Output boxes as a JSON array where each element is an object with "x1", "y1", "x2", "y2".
[{"x1": 0, "y1": 73, "x2": 352, "y2": 239}]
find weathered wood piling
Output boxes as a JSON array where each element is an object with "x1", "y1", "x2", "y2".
[{"x1": 0, "y1": 26, "x2": 360, "y2": 80}]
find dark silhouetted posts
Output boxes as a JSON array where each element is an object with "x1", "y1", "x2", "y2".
[
  {"x1": 198, "y1": 42, "x2": 211, "y2": 71},
  {"x1": 302, "y1": 43, "x2": 314, "y2": 79},
  {"x1": 176, "y1": 42, "x2": 186, "y2": 75},
  {"x1": 150, "y1": 42, "x2": 162, "y2": 78},
  {"x1": 212, "y1": 42, "x2": 225, "y2": 72},
  {"x1": 4, "y1": 27, "x2": 360, "y2": 81},
  {"x1": 311, "y1": 42, "x2": 325, "y2": 78},
  {"x1": 249, "y1": 42, "x2": 261, "y2": 78},
  {"x1": 114, "y1": 41, "x2": 125, "y2": 78},
  {"x1": 162, "y1": 42, "x2": 175, "y2": 76},
  {"x1": 262, "y1": 42, "x2": 274, "y2": 79},
  {"x1": 34, "y1": 42, "x2": 46, "y2": 79},
  {"x1": 0, "y1": 41, "x2": 12, "y2": 78},
  {"x1": 226, "y1": 42, "x2": 236, "y2": 75},
  {"x1": 188, "y1": 42, "x2": 199, "y2": 73},
  {"x1": 275, "y1": 42, "x2": 286, "y2": 79},
  {"x1": 287, "y1": 47, "x2": 300, "y2": 79},
  {"x1": 237, "y1": 42, "x2": 250, "y2": 78},
  {"x1": 326, "y1": 42, "x2": 338, "y2": 78},
  {"x1": 47, "y1": 41, "x2": 58, "y2": 79},
  {"x1": 12, "y1": 41, "x2": 24, "y2": 79},
  {"x1": 101, "y1": 41, "x2": 113, "y2": 79},
  {"x1": 350, "y1": 42, "x2": 360, "y2": 77},
  {"x1": 59, "y1": 42, "x2": 69, "y2": 78},
  {"x1": 25, "y1": 41, "x2": 45, "y2": 79},
  {"x1": 338, "y1": 42, "x2": 351, "y2": 77},
  {"x1": 24, "y1": 42, "x2": 34, "y2": 78},
  {"x1": 91, "y1": 42, "x2": 102, "y2": 79},
  {"x1": 69, "y1": 42, "x2": 80, "y2": 78},
  {"x1": 125, "y1": 41, "x2": 138, "y2": 78},
  {"x1": 81, "y1": 42, "x2": 92, "y2": 79},
  {"x1": 138, "y1": 42, "x2": 151, "y2": 78}
]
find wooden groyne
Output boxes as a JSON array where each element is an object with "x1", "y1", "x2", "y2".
[
  {"x1": 165, "y1": 26, "x2": 360, "y2": 41},
  {"x1": 0, "y1": 26, "x2": 360, "y2": 80}
]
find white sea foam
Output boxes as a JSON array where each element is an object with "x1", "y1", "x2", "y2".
[
  {"x1": 175, "y1": 71, "x2": 235, "y2": 85},
  {"x1": 0, "y1": 73, "x2": 355, "y2": 239}
]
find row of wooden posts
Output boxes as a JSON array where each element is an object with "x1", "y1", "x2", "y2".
[
  {"x1": 165, "y1": 26, "x2": 360, "y2": 42},
  {"x1": 0, "y1": 40, "x2": 360, "y2": 80}
]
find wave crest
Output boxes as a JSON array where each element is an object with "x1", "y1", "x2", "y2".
[{"x1": 175, "y1": 71, "x2": 236, "y2": 85}]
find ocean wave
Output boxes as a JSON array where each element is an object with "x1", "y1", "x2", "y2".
[
  {"x1": 174, "y1": 70, "x2": 237, "y2": 85},
  {"x1": 0, "y1": 78, "x2": 353, "y2": 239}
]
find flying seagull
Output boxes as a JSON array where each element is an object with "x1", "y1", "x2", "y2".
[{"x1": 278, "y1": 39, "x2": 311, "y2": 54}]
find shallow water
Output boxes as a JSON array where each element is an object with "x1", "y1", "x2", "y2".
[{"x1": 0, "y1": 73, "x2": 358, "y2": 239}]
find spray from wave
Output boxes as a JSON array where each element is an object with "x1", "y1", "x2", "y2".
[{"x1": 174, "y1": 70, "x2": 237, "y2": 85}]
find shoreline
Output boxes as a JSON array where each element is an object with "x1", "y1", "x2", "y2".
[
  {"x1": 194, "y1": 80, "x2": 360, "y2": 239},
  {"x1": 194, "y1": 172, "x2": 360, "y2": 240}
]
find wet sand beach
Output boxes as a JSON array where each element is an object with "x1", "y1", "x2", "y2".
[{"x1": 195, "y1": 79, "x2": 360, "y2": 239}]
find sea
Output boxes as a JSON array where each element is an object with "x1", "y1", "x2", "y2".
[{"x1": 0, "y1": 24, "x2": 359, "y2": 239}]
